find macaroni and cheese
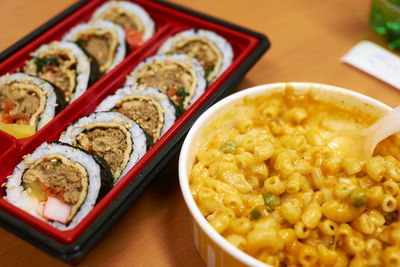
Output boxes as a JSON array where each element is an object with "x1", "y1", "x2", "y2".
[{"x1": 189, "y1": 89, "x2": 400, "y2": 266}]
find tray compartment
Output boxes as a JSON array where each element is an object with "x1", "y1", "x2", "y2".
[{"x1": 0, "y1": 131, "x2": 21, "y2": 178}]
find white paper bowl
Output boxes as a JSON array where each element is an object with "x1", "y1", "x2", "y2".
[{"x1": 178, "y1": 82, "x2": 392, "y2": 267}]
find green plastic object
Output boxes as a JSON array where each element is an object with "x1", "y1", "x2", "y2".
[{"x1": 371, "y1": 0, "x2": 400, "y2": 50}]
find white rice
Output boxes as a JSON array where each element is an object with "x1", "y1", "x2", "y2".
[
  {"x1": 59, "y1": 111, "x2": 147, "y2": 183},
  {"x1": 0, "y1": 73, "x2": 58, "y2": 130},
  {"x1": 6, "y1": 142, "x2": 102, "y2": 230},
  {"x1": 62, "y1": 20, "x2": 126, "y2": 73},
  {"x1": 27, "y1": 41, "x2": 91, "y2": 103},
  {"x1": 96, "y1": 85, "x2": 176, "y2": 140},
  {"x1": 125, "y1": 54, "x2": 206, "y2": 108},
  {"x1": 91, "y1": 1, "x2": 155, "y2": 42},
  {"x1": 157, "y1": 29, "x2": 234, "y2": 83}
]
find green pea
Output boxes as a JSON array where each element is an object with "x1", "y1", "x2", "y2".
[
  {"x1": 250, "y1": 205, "x2": 268, "y2": 220},
  {"x1": 250, "y1": 209, "x2": 260, "y2": 220},
  {"x1": 349, "y1": 187, "x2": 367, "y2": 208},
  {"x1": 220, "y1": 140, "x2": 236, "y2": 154},
  {"x1": 263, "y1": 194, "x2": 276, "y2": 211}
]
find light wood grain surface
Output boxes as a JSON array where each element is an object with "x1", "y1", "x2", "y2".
[{"x1": 1, "y1": 0, "x2": 399, "y2": 266}]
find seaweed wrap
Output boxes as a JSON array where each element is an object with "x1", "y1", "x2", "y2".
[
  {"x1": 6, "y1": 142, "x2": 114, "y2": 230},
  {"x1": 62, "y1": 20, "x2": 126, "y2": 74},
  {"x1": 91, "y1": 1, "x2": 155, "y2": 50},
  {"x1": 125, "y1": 54, "x2": 206, "y2": 113},
  {"x1": 24, "y1": 41, "x2": 100, "y2": 103},
  {"x1": 96, "y1": 85, "x2": 177, "y2": 142},
  {"x1": 0, "y1": 73, "x2": 66, "y2": 138},
  {"x1": 59, "y1": 111, "x2": 148, "y2": 183},
  {"x1": 157, "y1": 29, "x2": 233, "y2": 83}
]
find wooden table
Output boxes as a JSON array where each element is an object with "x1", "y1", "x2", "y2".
[{"x1": 1, "y1": 0, "x2": 399, "y2": 266}]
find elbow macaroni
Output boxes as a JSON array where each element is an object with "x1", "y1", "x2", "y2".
[{"x1": 190, "y1": 91, "x2": 400, "y2": 266}]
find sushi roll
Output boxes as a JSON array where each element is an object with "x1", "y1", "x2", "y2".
[
  {"x1": 6, "y1": 142, "x2": 114, "y2": 230},
  {"x1": 157, "y1": 29, "x2": 233, "y2": 83},
  {"x1": 62, "y1": 20, "x2": 126, "y2": 74},
  {"x1": 125, "y1": 54, "x2": 206, "y2": 113},
  {"x1": 23, "y1": 41, "x2": 100, "y2": 103},
  {"x1": 91, "y1": 1, "x2": 155, "y2": 49},
  {"x1": 59, "y1": 111, "x2": 148, "y2": 183},
  {"x1": 0, "y1": 73, "x2": 66, "y2": 138},
  {"x1": 96, "y1": 85, "x2": 177, "y2": 142}
]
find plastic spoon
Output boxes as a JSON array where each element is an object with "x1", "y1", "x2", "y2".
[
  {"x1": 362, "y1": 106, "x2": 400, "y2": 160},
  {"x1": 329, "y1": 106, "x2": 400, "y2": 161}
]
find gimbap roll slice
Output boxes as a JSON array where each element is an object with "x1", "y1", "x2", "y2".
[
  {"x1": 96, "y1": 85, "x2": 176, "y2": 142},
  {"x1": 59, "y1": 111, "x2": 148, "y2": 183},
  {"x1": 0, "y1": 73, "x2": 66, "y2": 138},
  {"x1": 6, "y1": 142, "x2": 114, "y2": 230},
  {"x1": 62, "y1": 20, "x2": 126, "y2": 74},
  {"x1": 24, "y1": 41, "x2": 100, "y2": 103},
  {"x1": 91, "y1": 1, "x2": 155, "y2": 49},
  {"x1": 157, "y1": 29, "x2": 233, "y2": 83},
  {"x1": 125, "y1": 54, "x2": 206, "y2": 113}
]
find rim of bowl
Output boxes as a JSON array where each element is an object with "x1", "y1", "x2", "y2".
[{"x1": 178, "y1": 82, "x2": 392, "y2": 267}]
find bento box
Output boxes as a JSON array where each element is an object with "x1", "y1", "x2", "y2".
[{"x1": 0, "y1": 0, "x2": 270, "y2": 263}]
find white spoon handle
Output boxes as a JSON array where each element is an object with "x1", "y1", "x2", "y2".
[{"x1": 364, "y1": 106, "x2": 400, "y2": 158}]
